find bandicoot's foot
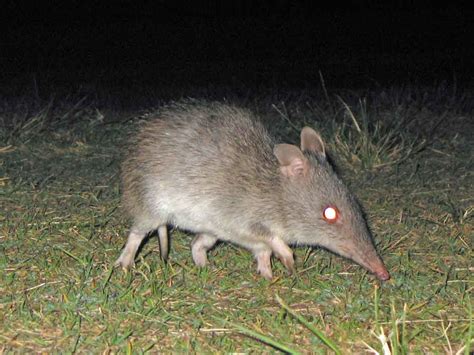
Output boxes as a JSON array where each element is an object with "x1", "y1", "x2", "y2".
[
  {"x1": 114, "y1": 253, "x2": 134, "y2": 269},
  {"x1": 191, "y1": 233, "x2": 217, "y2": 267}
]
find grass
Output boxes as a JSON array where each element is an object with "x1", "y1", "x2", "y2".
[{"x1": 0, "y1": 84, "x2": 472, "y2": 353}]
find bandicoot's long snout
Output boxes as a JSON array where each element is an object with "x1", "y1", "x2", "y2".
[
  {"x1": 374, "y1": 265, "x2": 390, "y2": 281},
  {"x1": 328, "y1": 239, "x2": 390, "y2": 281},
  {"x1": 342, "y1": 241, "x2": 390, "y2": 281},
  {"x1": 359, "y1": 255, "x2": 390, "y2": 281}
]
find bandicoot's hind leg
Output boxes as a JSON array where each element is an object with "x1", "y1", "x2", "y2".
[
  {"x1": 158, "y1": 225, "x2": 169, "y2": 261},
  {"x1": 115, "y1": 226, "x2": 149, "y2": 268},
  {"x1": 191, "y1": 233, "x2": 218, "y2": 266}
]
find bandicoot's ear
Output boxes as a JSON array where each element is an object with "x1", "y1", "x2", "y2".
[
  {"x1": 273, "y1": 144, "x2": 308, "y2": 177},
  {"x1": 301, "y1": 127, "x2": 326, "y2": 157}
]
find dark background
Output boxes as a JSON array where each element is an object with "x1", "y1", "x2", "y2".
[{"x1": 1, "y1": 1, "x2": 473, "y2": 95}]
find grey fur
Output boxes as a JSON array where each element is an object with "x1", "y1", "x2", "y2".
[{"x1": 116, "y1": 100, "x2": 390, "y2": 281}]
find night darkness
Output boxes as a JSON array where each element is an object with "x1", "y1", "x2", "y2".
[{"x1": 2, "y1": 1, "x2": 474, "y2": 94}]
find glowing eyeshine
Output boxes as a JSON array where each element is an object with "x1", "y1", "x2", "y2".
[{"x1": 323, "y1": 206, "x2": 339, "y2": 222}]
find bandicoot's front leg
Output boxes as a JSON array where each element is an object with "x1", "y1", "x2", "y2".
[
  {"x1": 255, "y1": 249, "x2": 273, "y2": 280},
  {"x1": 268, "y1": 237, "x2": 295, "y2": 274},
  {"x1": 191, "y1": 233, "x2": 218, "y2": 266}
]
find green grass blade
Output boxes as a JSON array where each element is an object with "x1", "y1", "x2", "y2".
[
  {"x1": 215, "y1": 317, "x2": 301, "y2": 354},
  {"x1": 275, "y1": 294, "x2": 341, "y2": 355},
  {"x1": 55, "y1": 246, "x2": 87, "y2": 266}
]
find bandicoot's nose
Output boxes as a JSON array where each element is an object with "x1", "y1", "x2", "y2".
[
  {"x1": 355, "y1": 254, "x2": 391, "y2": 281},
  {"x1": 376, "y1": 268, "x2": 390, "y2": 281}
]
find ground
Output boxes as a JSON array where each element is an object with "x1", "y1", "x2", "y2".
[{"x1": 1, "y1": 85, "x2": 472, "y2": 353}]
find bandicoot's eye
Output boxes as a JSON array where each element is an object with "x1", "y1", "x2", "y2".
[{"x1": 323, "y1": 206, "x2": 339, "y2": 223}]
